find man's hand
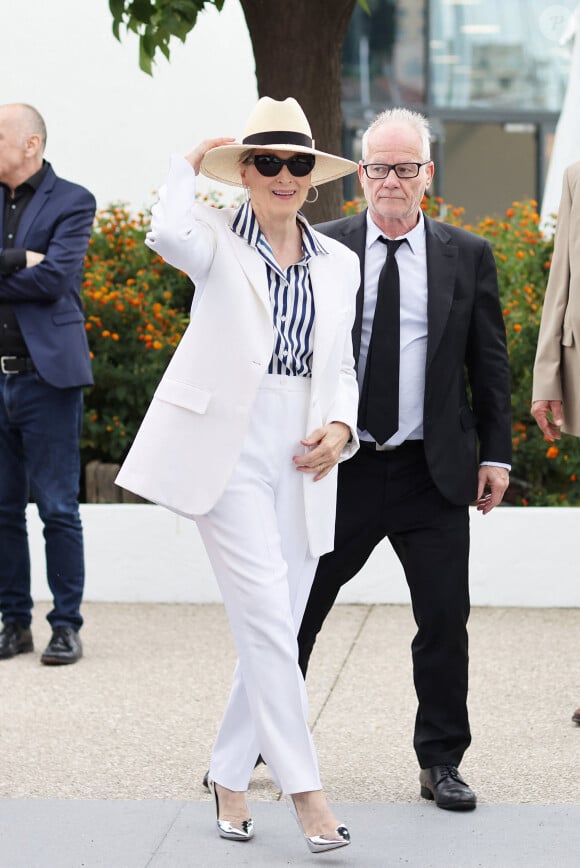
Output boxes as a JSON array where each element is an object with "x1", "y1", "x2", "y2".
[
  {"x1": 474, "y1": 466, "x2": 510, "y2": 514},
  {"x1": 25, "y1": 250, "x2": 45, "y2": 267},
  {"x1": 294, "y1": 421, "x2": 351, "y2": 481},
  {"x1": 531, "y1": 400, "x2": 563, "y2": 441}
]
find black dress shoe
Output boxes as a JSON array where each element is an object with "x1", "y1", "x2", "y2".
[
  {"x1": 419, "y1": 765, "x2": 476, "y2": 811},
  {"x1": 0, "y1": 622, "x2": 34, "y2": 659},
  {"x1": 41, "y1": 626, "x2": 83, "y2": 665},
  {"x1": 572, "y1": 707, "x2": 580, "y2": 724}
]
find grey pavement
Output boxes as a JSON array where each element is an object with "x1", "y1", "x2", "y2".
[{"x1": 1, "y1": 602, "x2": 579, "y2": 867}]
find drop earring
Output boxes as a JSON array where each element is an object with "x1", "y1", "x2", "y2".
[{"x1": 305, "y1": 186, "x2": 319, "y2": 204}]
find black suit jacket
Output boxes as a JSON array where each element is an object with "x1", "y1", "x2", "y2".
[
  {"x1": 316, "y1": 209, "x2": 512, "y2": 505},
  {"x1": 0, "y1": 163, "x2": 96, "y2": 388}
]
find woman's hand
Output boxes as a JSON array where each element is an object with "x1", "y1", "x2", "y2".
[
  {"x1": 294, "y1": 422, "x2": 351, "y2": 481},
  {"x1": 184, "y1": 137, "x2": 236, "y2": 174}
]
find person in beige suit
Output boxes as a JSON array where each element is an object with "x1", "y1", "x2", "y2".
[
  {"x1": 117, "y1": 98, "x2": 360, "y2": 852},
  {"x1": 532, "y1": 159, "x2": 580, "y2": 727}
]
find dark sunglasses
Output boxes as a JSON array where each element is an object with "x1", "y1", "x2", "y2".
[{"x1": 249, "y1": 153, "x2": 316, "y2": 177}]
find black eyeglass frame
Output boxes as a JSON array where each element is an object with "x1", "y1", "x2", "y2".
[
  {"x1": 361, "y1": 161, "x2": 431, "y2": 180},
  {"x1": 248, "y1": 153, "x2": 316, "y2": 178}
]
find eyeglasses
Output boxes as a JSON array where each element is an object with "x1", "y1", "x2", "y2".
[
  {"x1": 362, "y1": 161, "x2": 430, "y2": 180},
  {"x1": 249, "y1": 154, "x2": 316, "y2": 177}
]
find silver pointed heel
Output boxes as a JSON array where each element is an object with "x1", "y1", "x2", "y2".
[
  {"x1": 208, "y1": 777, "x2": 254, "y2": 841},
  {"x1": 286, "y1": 794, "x2": 350, "y2": 853}
]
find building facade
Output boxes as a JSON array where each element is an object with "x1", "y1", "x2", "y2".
[{"x1": 341, "y1": 0, "x2": 578, "y2": 220}]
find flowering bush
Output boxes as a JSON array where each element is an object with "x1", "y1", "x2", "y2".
[
  {"x1": 341, "y1": 195, "x2": 580, "y2": 505},
  {"x1": 81, "y1": 206, "x2": 193, "y2": 465},
  {"x1": 80, "y1": 193, "x2": 580, "y2": 505}
]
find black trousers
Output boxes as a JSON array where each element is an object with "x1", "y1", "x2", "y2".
[{"x1": 297, "y1": 440, "x2": 472, "y2": 769}]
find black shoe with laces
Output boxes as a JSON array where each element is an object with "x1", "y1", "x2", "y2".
[
  {"x1": 419, "y1": 764, "x2": 477, "y2": 811},
  {"x1": 0, "y1": 622, "x2": 34, "y2": 659},
  {"x1": 41, "y1": 626, "x2": 83, "y2": 665}
]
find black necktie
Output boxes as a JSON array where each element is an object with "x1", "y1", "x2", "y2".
[{"x1": 358, "y1": 237, "x2": 405, "y2": 444}]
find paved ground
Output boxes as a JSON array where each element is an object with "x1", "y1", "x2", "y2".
[{"x1": 0, "y1": 601, "x2": 579, "y2": 867}]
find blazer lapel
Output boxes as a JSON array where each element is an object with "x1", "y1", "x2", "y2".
[
  {"x1": 224, "y1": 222, "x2": 271, "y2": 317},
  {"x1": 425, "y1": 216, "x2": 458, "y2": 367},
  {"x1": 309, "y1": 253, "x2": 339, "y2": 384},
  {"x1": 328, "y1": 210, "x2": 367, "y2": 363},
  {"x1": 15, "y1": 165, "x2": 56, "y2": 246}
]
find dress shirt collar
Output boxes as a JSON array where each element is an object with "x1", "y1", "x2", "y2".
[
  {"x1": 0, "y1": 159, "x2": 49, "y2": 198},
  {"x1": 230, "y1": 201, "x2": 328, "y2": 259},
  {"x1": 365, "y1": 208, "x2": 425, "y2": 255}
]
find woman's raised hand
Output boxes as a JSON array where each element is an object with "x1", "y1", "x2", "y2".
[{"x1": 185, "y1": 137, "x2": 236, "y2": 174}]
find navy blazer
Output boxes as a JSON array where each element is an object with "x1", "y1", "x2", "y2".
[
  {"x1": 316, "y1": 209, "x2": 512, "y2": 506},
  {"x1": 0, "y1": 163, "x2": 96, "y2": 387}
]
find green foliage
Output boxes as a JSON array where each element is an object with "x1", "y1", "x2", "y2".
[
  {"x1": 342, "y1": 194, "x2": 580, "y2": 505},
  {"x1": 83, "y1": 191, "x2": 580, "y2": 505},
  {"x1": 109, "y1": 0, "x2": 226, "y2": 74},
  {"x1": 81, "y1": 205, "x2": 192, "y2": 463},
  {"x1": 109, "y1": 0, "x2": 370, "y2": 75}
]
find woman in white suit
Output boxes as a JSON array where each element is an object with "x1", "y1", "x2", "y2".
[{"x1": 117, "y1": 98, "x2": 360, "y2": 852}]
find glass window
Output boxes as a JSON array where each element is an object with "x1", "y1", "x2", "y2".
[
  {"x1": 430, "y1": 0, "x2": 577, "y2": 110},
  {"x1": 342, "y1": 0, "x2": 426, "y2": 108}
]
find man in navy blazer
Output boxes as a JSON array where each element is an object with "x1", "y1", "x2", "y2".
[
  {"x1": 297, "y1": 108, "x2": 512, "y2": 810},
  {"x1": 0, "y1": 103, "x2": 95, "y2": 665}
]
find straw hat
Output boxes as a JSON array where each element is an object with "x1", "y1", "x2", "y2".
[{"x1": 200, "y1": 97, "x2": 357, "y2": 188}]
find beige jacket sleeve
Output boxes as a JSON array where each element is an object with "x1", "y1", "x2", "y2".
[{"x1": 532, "y1": 162, "x2": 580, "y2": 433}]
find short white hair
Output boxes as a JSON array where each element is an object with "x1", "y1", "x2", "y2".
[{"x1": 361, "y1": 107, "x2": 431, "y2": 161}]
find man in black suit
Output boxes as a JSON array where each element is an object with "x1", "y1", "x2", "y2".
[{"x1": 298, "y1": 108, "x2": 512, "y2": 810}]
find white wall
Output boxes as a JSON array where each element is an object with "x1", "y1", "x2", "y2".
[
  {"x1": 1, "y1": 0, "x2": 257, "y2": 208},
  {"x1": 27, "y1": 504, "x2": 580, "y2": 608}
]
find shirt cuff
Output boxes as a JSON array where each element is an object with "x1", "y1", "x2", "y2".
[
  {"x1": 0, "y1": 248, "x2": 27, "y2": 275},
  {"x1": 480, "y1": 461, "x2": 511, "y2": 471}
]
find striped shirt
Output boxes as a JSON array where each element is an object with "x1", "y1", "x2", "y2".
[{"x1": 231, "y1": 201, "x2": 327, "y2": 377}]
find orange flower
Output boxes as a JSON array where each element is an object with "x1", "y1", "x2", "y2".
[
  {"x1": 513, "y1": 323, "x2": 522, "y2": 332},
  {"x1": 546, "y1": 446, "x2": 559, "y2": 459}
]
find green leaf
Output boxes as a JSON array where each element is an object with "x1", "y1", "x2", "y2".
[
  {"x1": 109, "y1": 0, "x2": 126, "y2": 21},
  {"x1": 131, "y1": 0, "x2": 155, "y2": 24},
  {"x1": 139, "y1": 35, "x2": 154, "y2": 75},
  {"x1": 143, "y1": 28, "x2": 156, "y2": 57}
]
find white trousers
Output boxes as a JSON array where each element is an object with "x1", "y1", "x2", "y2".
[{"x1": 195, "y1": 374, "x2": 322, "y2": 794}]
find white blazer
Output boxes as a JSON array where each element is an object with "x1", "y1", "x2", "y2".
[{"x1": 116, "y1": 156, "x2": 360, "y2": 557}]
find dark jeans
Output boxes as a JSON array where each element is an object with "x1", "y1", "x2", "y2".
[
  {"x1": 0, "y1": 371, "x2": 85, "y2": 630},
  {"x1": 297, "y1": 441, "x2": 471, "y2": 769}
]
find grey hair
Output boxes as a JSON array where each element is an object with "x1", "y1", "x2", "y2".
[{"x1": 361, "y1": 107, "x2": 431, "y2": 161}]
